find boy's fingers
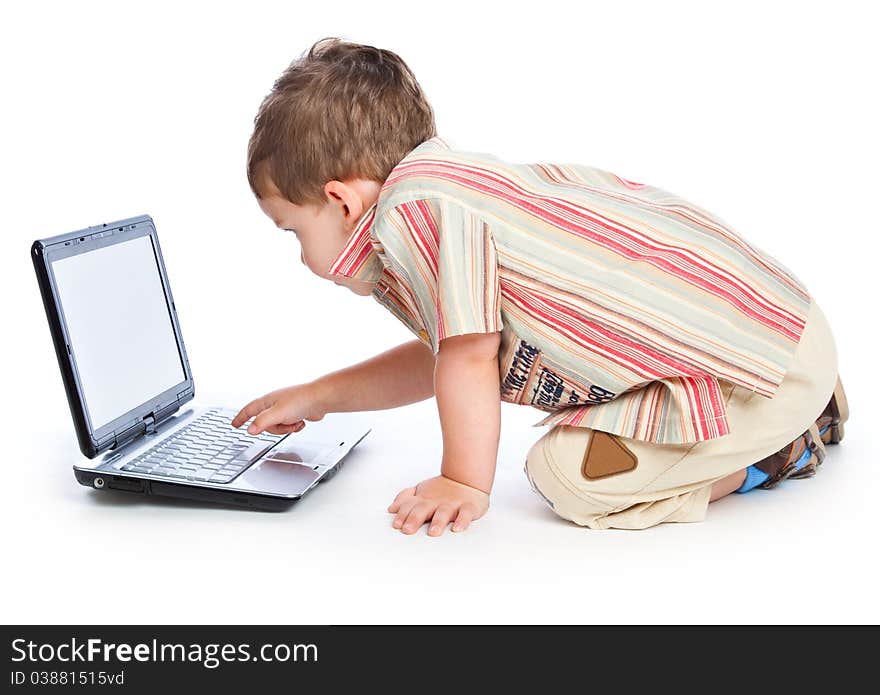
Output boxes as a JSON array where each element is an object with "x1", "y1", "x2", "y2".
[
  {"x1": 387, "y1": 486, "x2": 417, "y2": 513},
  {"x1": 401, "y1": 502, "x2": 434, "y2": 534},
  {"x1": 248, "y1": 407, "x2": 284, "y2": 435},
  {"x1": 230, "y1": 404, "x2": 256, "y2": 428},
  {"x1": 427, "y1": 505, "x2": 456, "y2": 537},
  {"x1": 392, "y1": 498, "x2": 419, "y2": 529},
  {"x1": 452, "y1": 504, "x2": 477, "y2": 532},
  {"x1": 231, "y1": 397, "x2": 270, "y2": 428},
  {"x1": 264, "y1": 421, "x2": 305, "y2": 436}
]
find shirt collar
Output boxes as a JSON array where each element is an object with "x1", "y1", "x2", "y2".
[
  {"x1": 326, "y1": 136, "x2": 451, "y2": 283},
  {"x1": 326, "y1": 202, "x2": 384, "y2": 282}
]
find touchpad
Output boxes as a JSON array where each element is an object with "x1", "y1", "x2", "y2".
[{"x1": 243, "y1": 458, "x2": 321, "y2": 491}]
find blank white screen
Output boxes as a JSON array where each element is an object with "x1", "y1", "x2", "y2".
[{"x1": 52, "y1": 235, "x2": 186, "y2": 430}]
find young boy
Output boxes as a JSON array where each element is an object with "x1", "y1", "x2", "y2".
[{"x1": 231, "y1": 37, "x2": 849, "y2": 535}]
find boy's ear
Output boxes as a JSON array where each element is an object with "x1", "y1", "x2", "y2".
[{"x1": 323, "y1": 180, "x2": 364, "y2": 227}]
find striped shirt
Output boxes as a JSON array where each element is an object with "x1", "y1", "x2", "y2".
[{"x1": 327, "y1": 136, "x2": 812, "y2": 445}]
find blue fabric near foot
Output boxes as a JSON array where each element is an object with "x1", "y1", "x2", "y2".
[
  {"x1": 735, "y1": 465, "x2": 769, "y2": 493},
  {"x1": 735, "y1": 448, "x2": 812, "y2": 494}
]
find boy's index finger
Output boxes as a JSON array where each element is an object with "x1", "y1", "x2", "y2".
[
  {"x1": 230, "y1": 407, "x2": 252, "y2": 428},
  {"x1": 230, "y1": 397, "x2": 270, "y2": 428}
]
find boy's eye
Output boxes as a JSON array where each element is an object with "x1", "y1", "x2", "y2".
[{"x1": 283, "y1": 228, "x2": 297, "y2": 235}]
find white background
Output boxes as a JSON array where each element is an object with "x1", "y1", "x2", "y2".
[{"x1": 1, "y1": 0, "x2": 877, "y2": 624}]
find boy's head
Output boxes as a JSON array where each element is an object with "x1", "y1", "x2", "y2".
[{"x1": 247, "y1": 37, "x2": 436, "y2": 295}]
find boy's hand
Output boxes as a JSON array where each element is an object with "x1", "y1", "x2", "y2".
[
  {"x1": 387, "y1": 475, "x2": 490, "y2": 537},
  {"x1": 231, "y1": 383, "x2": 326, "y2": 435}
]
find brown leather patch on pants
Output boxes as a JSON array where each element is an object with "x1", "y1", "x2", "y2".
[{"x1": 581, "y1": 430, "x2": 639, "y2": 480}]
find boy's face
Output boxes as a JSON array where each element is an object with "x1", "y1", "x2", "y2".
[{"x1": 256, "y1": 175, "x2": 381, "y2": 296}]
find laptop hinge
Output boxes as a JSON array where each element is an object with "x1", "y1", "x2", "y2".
[{"x1": 104, "y1": 398, "x2": 184, "y2": 452}]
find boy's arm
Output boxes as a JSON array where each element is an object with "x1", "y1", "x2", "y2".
[
  {"x1": 388, "y1": 331, "x2": 502, "y2": 536},
  {"x1": 435, "y1": 332, "x2": 502, "y2": 494},
  {"x1": 312, "y1": 338, "x2": 436, "y2": 413},
  {"x1": 233, "y1": 339, "x2": 436, "y2": 434}
]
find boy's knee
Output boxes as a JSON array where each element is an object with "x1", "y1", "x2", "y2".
[
  {"x1": 523, "y1": 435, "x2": 558, "y2": 512},
  {"x1": 523, "y1": 429, "x2": 610, "y2": 527}
]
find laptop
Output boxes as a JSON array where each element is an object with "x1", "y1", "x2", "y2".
[{"x1": 31, "y1": 213, "x2": 371, "y2": 511}]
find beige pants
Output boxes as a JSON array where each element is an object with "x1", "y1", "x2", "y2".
[{"x1": 523, "y1": 297, "x2": 839, "y2": 530}]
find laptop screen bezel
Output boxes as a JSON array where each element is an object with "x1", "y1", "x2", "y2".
[{"x1": 35, "y1": 214, "x2": 194, "y2": 456}]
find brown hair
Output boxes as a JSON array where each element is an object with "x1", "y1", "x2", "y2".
[{"x1": 247, "y1": 37, "x2": 437, "y2": 206}]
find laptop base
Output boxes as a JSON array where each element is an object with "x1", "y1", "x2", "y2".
[{"x1": 74, "y1": 468, "x2": 306, "y2": 512}]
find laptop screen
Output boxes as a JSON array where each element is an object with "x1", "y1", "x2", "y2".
[{"x1": 51, "y1": 234, "x2": 186, "y2": 430}]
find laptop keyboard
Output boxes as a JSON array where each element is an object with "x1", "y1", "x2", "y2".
[{"x1": 119, "y1": 408, "x2": 284, "y2": 484}]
